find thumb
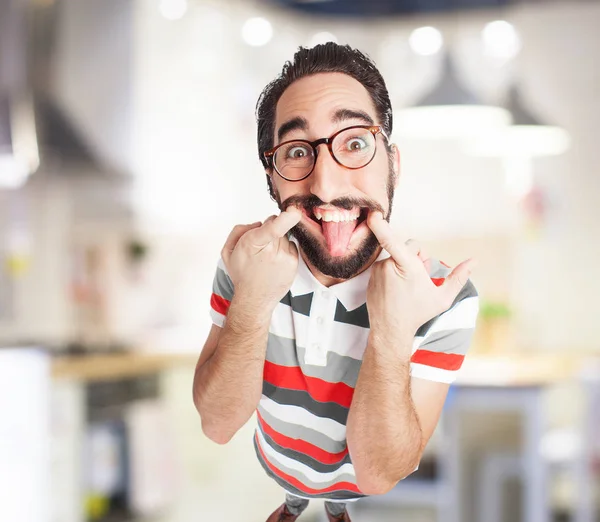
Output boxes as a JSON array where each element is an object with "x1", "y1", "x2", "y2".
[{"x1": 440, "y1": 258, "x2": 477, "y2": 304}]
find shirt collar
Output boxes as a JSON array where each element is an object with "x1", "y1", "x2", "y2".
[{"x1": 289, "y1": 235, "x2": 390, "y2": 311}]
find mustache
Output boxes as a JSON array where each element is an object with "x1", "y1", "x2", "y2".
[{"x1": 280, "y1": 195, "x2": 385, "y2": 215}]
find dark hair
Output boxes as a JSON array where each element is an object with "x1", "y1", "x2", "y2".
[{"x1": 255, "y1": 42, "x2": 393, "y2": 201}]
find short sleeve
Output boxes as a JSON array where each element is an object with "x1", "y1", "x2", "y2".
[
  {"x1": 209, "y1": 258, "x2": 235, "y2": 327},
  {"x1": 410, "y1": 259, "x2": 480, "y2": 384}
]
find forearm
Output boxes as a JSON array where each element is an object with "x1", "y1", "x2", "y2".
[
  {"x1": 193, "y1": 297, "x2": 272, "y2": 443},
  {"x1": 346, "y1": 330, "x2": 423, "y2": 494}
]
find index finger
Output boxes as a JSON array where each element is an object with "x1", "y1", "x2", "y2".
[
  {"x1": 222, "y1": 222, "x2": 262, "y2": 260},
  {"x1": 250, "y1": 208, "x2": 302, "y2": 247},
  {"x1": 367, "y1": 211, "x2": 412, "y2": 266}
]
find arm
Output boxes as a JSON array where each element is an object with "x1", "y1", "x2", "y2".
[
  {"x1": 345, "y1": 330, "x2": 422, "y2": 495},
  {"x1": 193, "y1": 299, "x2": 272, "y2": 445},
  {"x1": 348, "y1": 212, "x2": 477, "y2": 494},
  {"x1": 192, "y1": 210, "x2": 301, "y2": 444},
  {"x1": 346, "y1": 333, "x2": 450, "y2": 495}
]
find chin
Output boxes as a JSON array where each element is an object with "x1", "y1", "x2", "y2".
[{"x1": 292, "y1": 222, "x2": 379, "y2": 280}]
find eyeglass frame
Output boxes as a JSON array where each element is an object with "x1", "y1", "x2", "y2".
[{"x1": 263, "y1": 125, "x2": 390, "y2": 182}]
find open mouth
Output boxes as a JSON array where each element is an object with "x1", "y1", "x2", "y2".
[{"x1": 297, "y1": 205, "x2": 370, "y2": 257}]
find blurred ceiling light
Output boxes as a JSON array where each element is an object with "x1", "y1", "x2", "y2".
[
  {"x1": 482, "y1": 20, "x2": 521, "y2": 60},
  {"x1": 409, "y1": 26, "x2": 443, "y2": 56},
  {"x1": 0, "y1": 155, "x2": 30, "y2": 189},
  {"x1": 242, "y1": 17, "x2": 273, "y2": 47},
  {"x1": 309, "y1": 31, "x2": 338, "y2": 47},
  {"x1": 466, "y1": 85, "x2": 570, "y2": 199},
  {"x1": 394, "y1": 54, "x2": 511, "y2": 140},
  {"x1": 467, "y1": 85, "x2": 571, "y2": 157},
  {"x1": 0, "y1": 95, "x2": 39, "y2": 190},
  {"x1": 159, "y1": 0, "x2": 187, "y2": 21}
]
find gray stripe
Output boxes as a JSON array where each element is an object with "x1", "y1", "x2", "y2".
[
  {"x1": 258, "y1": 406, "x2": 347, "y2": 455},
  {"x1": 254, "y1": 436, "x2": 359, "y2": 493},
  {"x1": 416, "y1": 279, "x2": 478, "y2": 338},
  {"x1": 212, "y1": 267, "x2": 234, "y2": 301},
  {"x1": 419, "y1": 327, "x2": 475, "y2": 356},
  {"x1": 334, "y1": 301, "x2": 369, "y2": 329},
  {"x1": 263, "y1": 382, "x2": 349, "y2": 425},
  {"x1": 253, "y1": 437, "x2": 365, "y2": 500},
  {"x1": 266, "y1": 333, "x2": 361, "y2": 388},
  {"x1": 258, "y1": 424, "x2": 353, "y2": 473}
]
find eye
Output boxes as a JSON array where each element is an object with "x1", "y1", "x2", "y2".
[
  {"x1": 286, "y1": 145, "x2": 311, "y2": 159},
  {"x1": 345, "y1": 137, "x2": 368, "y2": 151}
]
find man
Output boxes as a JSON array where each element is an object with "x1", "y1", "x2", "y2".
[{"x1": 193, "y1": 43, "x2": 479, "y2": 522}]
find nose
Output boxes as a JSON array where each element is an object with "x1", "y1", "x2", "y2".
[{"x1": 308, "y1": 144, "x2": 352, "y2": 203}]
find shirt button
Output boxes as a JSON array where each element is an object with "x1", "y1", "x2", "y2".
[
  {"x1": 317, "y1": 316, "x2": 324, "y2": 325},
  {"x1": 312, "y1": 343, "x2": 320, "y2": 351},
  {"x1": 321, "y1": 290, "x2": 330, "y2": 299}
]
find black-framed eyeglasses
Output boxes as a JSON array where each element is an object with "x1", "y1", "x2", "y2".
[{"x1": 264, "y1": 125, "x2": 389, "y2": 182}]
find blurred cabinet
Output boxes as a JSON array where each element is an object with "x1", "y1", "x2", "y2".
[{"x1": 50, "y1": 355, "x2": 189, "y2": 522}]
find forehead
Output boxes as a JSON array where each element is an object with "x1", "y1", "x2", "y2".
[{"x1": 275, "y1": 72, "x2": 377, "y2": 132}]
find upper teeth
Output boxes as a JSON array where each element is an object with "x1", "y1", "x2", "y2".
[{"x1": 313, "y1": 208, "x2": 361, "y2": 222}]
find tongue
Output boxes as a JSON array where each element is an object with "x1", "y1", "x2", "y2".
[{"x1": 321, "y1": 220, "x2": 358, "y2": 257}]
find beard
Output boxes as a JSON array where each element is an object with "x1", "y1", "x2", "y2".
[{"x1": 276, "y1": 165, "x2": 396, "y2": 280}]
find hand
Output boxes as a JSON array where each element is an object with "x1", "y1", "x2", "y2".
[
  {"x1": 366, "y1": 212, "x2": 476, "y2": 341},
  {"x1": 221, "y1": 208, "x2": 302, "y2": 312}
]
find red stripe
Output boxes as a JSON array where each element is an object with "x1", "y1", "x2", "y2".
[
  {"x1": 411, "y1": 349, "x2": 464, "y2": 371},
  {"x1": 431, "y1": 277, "x2": 445, "y2": 287},
  {"x1": 257, "y1": 411, "x2": 348, "y2": 465},
  {"x1": 263, "y1": 361, "x2": 354, "y2": 408},
  {"x1": 255, "y1": 433, "x2": 362, "y2": 495},
  {"x1": 440, "y1": 260, "x2": 451, "y2": 268},
  {"x1": 210, "y1": 293, "x2": 230, "y2": 315}
]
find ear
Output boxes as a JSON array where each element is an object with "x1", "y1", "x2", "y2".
[{"x1": 391, "y1": 143, "x2": 401, "y2": 188}]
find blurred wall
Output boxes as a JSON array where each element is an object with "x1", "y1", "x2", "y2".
[{"x1": 1, "y1": 0, "x2": 598, "y2": 353}]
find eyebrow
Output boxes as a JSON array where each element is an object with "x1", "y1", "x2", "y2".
[
  {"x1": 332, "y1": 108, "x2": 375, "y2": 126},
  {"x1": 276, "y1": 108, "x2": 376, "y2": 144},
  {"x1": 277, "y1": 117, "x2": 308, "y2": 143}
]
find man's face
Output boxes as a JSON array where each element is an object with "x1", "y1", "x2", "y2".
[{"x1": 270, "y1": 72, "x2": 400, "y2": 280}]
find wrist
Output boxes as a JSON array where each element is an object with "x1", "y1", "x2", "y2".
[
  {"x1": 368, "y1": 324, "x2": 415, "y2": 360},
  {"x1": 228, "y1": 295, "x2": 274, "y2": 330}
]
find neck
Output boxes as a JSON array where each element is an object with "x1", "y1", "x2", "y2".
[{"x1": 299, "y1": 246, "x2": 383, "y2": 288}]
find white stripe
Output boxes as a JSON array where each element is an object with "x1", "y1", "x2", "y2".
[
  {"x1": 210, "y1": 308, "x2": 225, "y2": 328},
  {"x1": 259, "y1": 395, "x2": 346, "y2": 442},
  {"x1": 412, "y1": 337, "x2": 423, "y2": 354},
  {"x1": 269, "y1": 302, "x2": 298, "y2": 341},
  {"x1": 423, "y1": 296, "x2": 479, "y2": 339},
  {"x1": 410, "y1": 362, "x2": 457, "y2": 384},
  {"x1": 257, "y1": 429, "x2": 355, "y2": 484},
  {"x1": 328, "y1": 321, "x2": 370, "y2": 360}
]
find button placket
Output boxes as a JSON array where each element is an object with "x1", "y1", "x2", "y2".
[{"x1": 304, "y1": 290, "x2": 335, "y2": 366}]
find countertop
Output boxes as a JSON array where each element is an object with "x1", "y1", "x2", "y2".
[{"x1": 51, "y1": 350, "x2": 599, "y2": 385}]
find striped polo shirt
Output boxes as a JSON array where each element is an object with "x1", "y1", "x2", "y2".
[{"x1": 209, "y1": 241, "x2": 479, "y2": 501}]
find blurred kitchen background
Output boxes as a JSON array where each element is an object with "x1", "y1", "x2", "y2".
[{"x1": 1, "y1": 0, "x2": 599, "y2": 521}]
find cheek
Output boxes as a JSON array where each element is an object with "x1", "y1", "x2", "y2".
[
  {"x1": 351, "y1": 156, "x2": 391, "y2": 200},
  {"x1": 273, "y1": 177, "x2": 311, "y2": 202}
]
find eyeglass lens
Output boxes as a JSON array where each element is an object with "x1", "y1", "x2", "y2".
[{"x1": 273, "y1": 127, "x2": 377, "y2": 180}]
